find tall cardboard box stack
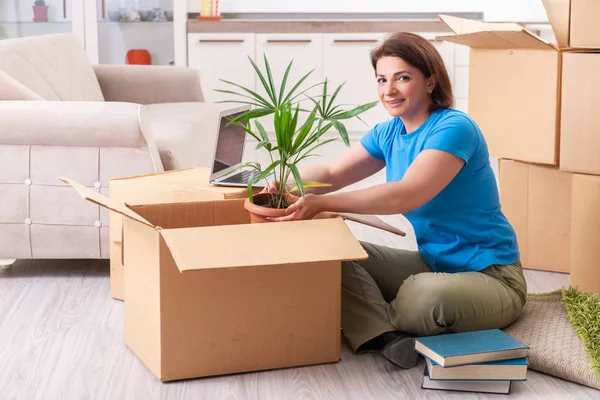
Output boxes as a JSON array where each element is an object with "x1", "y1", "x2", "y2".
[{"x1": 438, "y1": 0, "x2": 600, "y2": 295}]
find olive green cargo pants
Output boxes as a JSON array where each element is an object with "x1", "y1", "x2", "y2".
[{"x1": 341, "y1": 241, "x2": 528, "y2": 352}]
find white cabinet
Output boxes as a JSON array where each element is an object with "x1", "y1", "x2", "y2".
[
  {"x1": 322, "y1": 33, "x2": 390, "y2": 135},
  {"x1": 185, "y1": 31, "x2": 468, "y2": 136},
  {"x1": 254, "y1": 34, "x2": 323, "y2": 97},
  {"x1": 254, "y1": 33, "x2": 323, "y2": 134},
  {"x1": 431, "y1": 39, "x2": 455, "y2": 85},
  {"x1": 188, "y1": 33, "x2": 256, "y2": 103},
  {"x1": 453, "y1": 43, "x2": 470, "y2": 112}
]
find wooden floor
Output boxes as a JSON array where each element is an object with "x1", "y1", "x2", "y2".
[
  {"x1": 1, "y1": 240, "x2": 597, "y2": 399},
  {"x1": 1, "y1": 168, "x2": 598, "y2": 399}
]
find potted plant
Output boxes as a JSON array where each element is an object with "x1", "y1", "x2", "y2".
[{"x1": 216, "y1": 54, "x2": 378, "y2": 223}]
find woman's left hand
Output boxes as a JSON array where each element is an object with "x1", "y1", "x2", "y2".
[{"x1": 267, "y1": 194, "x2": 326, "y2": 222}]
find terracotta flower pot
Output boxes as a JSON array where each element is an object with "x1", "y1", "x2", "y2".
[{"x1": 244, "y1": 192, "x2": 298, "y2": 224}]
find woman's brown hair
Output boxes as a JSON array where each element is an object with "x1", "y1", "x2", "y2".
[{"x1": 370, "y1": 32, "x2": 454, "y2": 111}]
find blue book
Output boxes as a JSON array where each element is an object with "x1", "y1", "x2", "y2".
[
  {"x1": 414, "y1": 329, "x2": 529, "y2": 367},
  {"x1": 426, "y1": 356, "x2": 528, "y2": 381}
]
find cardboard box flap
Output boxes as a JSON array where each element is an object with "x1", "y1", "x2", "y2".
[
  {"x1": 159, "y1": 218, "x2": 368, "y2": 272},
  {"x1": 60, "y1": 177, "x2": 154, "y2": 228},
  {"x1": 437, "y1": 14, "x2": 556, "y2": 50},
  {"x1": 541, "y1": 0, "x2": 569, "y2": 48},
  {"x1": 317, "y1": 212, "x2": 406, "y2": 236}
]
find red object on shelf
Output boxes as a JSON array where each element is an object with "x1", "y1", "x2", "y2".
[{"x1": 126, "y1": 49, "x2": 151, "y2": 65}]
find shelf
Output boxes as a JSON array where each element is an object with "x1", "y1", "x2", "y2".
[
  {"x1": 0, "y1": 21, "x2": 72, "y2": 24},
  {"x1": 0, "y1": 21, "x2": 173, "y2": 24},
  {"x1": 98, "y1": 20, "x2": 173, "y2": 24}
]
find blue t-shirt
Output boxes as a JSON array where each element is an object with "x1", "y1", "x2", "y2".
[{"x1": 360, "y1": 108, "x2": 519, "y2": 273}]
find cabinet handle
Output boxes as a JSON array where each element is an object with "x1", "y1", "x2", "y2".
[
  {"x1": 333, "y1": 39, "x2": 379, "y2": 43},
  {"x1": 198, "y1": 39, "x2": 245, "y2": 43},
  {"x1": 266, "y1": 39, "x2": 312, "y2": 43}
]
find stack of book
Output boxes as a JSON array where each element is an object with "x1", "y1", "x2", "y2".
[{"x1": 414, "y1": 329, "x2": 530, "y2": 394}]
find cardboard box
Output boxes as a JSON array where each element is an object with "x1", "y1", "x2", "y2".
[
  {"x1": 544, "y1": 0, "x2": 600, "y2": 49},
  {"x1": 438, "y1": 15, "x2": 562, "y2": 166},
  {"x1": 108, "y1": 168, "x2": 253, "y2": 301},
  {"x1": 559, "y1": 52, "x2": 600, "y2": 175},
  {"x1": 65, "y1": 177, "x2": 370, "y2": 381},
  {"x1": 500, "y1": 160, "x2": 600, "y2": 292},
  {"x1": 499, "y1": 160, "x2": 572, "y2": 273},
  {"x1": 570, "y1": 174, "x2": 600, "y2": 295},
  {"x1": 438, "y1": 13, "x2": 600, "y2": 169}
]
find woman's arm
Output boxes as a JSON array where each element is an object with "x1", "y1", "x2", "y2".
[
  {"x1": 288, "y1": 142, "x2": 386, "y2": 195},
  {"x1": 271, "y1": 149, "x2": 464, "y2": 221}
]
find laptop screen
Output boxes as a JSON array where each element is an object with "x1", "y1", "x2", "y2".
[{"x1": 212, "y1": 111, "x2": 248, "y2": 174}]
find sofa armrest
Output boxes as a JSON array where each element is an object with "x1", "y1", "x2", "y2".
[
  {"x1": 0, "y1": 100, "x2": 153, "y2": 147},
  {"x1": 93, "y1": 64, "x2": 204, "y2": 104}
]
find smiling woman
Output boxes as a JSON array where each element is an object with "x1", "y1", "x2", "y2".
[
  {"x1": 370, "y1": 32, "x2": 454, "y2": 131},
  {"x1": 268, "y1": 31, "x2": 525, "y2": 371}
]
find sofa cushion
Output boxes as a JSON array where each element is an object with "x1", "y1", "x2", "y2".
[
  {"x1": 0, "y1": 70, "x2": 44, "y2": 100},
  {"x1": 0, "y1": 33, "x2": 104, "y2": 101}
]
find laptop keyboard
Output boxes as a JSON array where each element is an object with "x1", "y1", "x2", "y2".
[{"x1": 219, "y1": 170, "x2": 256, "y2": 184}]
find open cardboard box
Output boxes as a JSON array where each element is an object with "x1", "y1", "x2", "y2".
[
  {"x1": 543, "y1": 0, "x2": 600, "y2": 49},
  {"x1": 62, "y1": 176, "x2": 405, "y2": 381},
  {"x1": 437, "y1": 4, "x2": 600, "y2": 173},
  {"x1": 108, "y1": 168, "x2": 260, "y2": 301},
  {"x1": 437, "y1": 15, "x2": 561, "y2": 166},
  {"x1": 108, "y1": 168, "x2": 405, "y2": 302}
]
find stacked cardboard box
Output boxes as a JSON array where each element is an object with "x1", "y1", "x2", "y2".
[{"x1": 438, "y1": 0, "x2": 600, "y2": 295}]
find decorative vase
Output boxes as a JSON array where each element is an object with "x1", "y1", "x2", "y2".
[{"x1": 33, "y1": 5, "x2": 49, "y2": 22}]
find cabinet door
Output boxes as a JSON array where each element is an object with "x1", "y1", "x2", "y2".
[
  {"x1": 322, "y1": 33, "x2": 389, "y2": 136},
  {"x1": 453, "y1": 43, "x2": 470, "y2": 112},
  {"x1": 188, "y1": 33, "x2": 256, "y2": 103},
  {"x1": 415, "y1": 32, "x2": 455, "y2": 85},
  {"x1": 432, "y1": 41, "x2": 455, "y2": 88},
  {"x1": 254, "y1": 33, "x2": 323, "y2": 135}
]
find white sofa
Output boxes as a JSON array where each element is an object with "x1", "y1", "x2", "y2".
[{"x1": 0, "y1": 33, "x2": 207, "y2": 265}]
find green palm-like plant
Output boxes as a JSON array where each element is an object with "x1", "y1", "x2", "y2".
[{"x1": 215, "y1": 54, "x2": 379, "y2": 209}]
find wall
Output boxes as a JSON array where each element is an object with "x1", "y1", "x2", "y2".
[
  {"x1": 0, "y1": 1, "x2": 552, "y2": 24},
  {"x1": 186, "y1": 0, "x2": 550, "y2": 22},
  {"x1": 1, "y1": 0, "x2": 552, "y2": 64}
]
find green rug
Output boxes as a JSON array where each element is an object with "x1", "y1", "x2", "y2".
[{"x1": 503, "y1": 287, "x2": 600, "y2": 390}]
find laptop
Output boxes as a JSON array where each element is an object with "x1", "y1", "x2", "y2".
[{"x1": 209, "y1": 105, "x2": 271, "y2": 188}]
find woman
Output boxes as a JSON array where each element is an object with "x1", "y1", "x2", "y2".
[{"x1": 269, "y1": 32, "x2": 527, "y2": 369}]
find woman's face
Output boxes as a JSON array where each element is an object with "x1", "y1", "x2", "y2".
[{"x1": 376, "y1": 56, "x2": 435, "y2": 118}]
